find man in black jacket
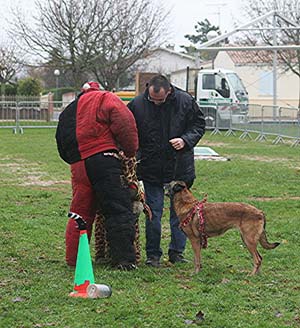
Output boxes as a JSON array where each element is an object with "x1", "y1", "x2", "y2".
[{"x1": 128, "y1": 75, "x2": 205, "y2": 267}]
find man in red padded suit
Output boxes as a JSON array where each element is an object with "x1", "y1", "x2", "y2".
[{"x1": 56, "y1": 81, "x2": 139, "y2": 270}]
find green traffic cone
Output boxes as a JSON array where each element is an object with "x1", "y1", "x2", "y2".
[{"x1": 69, "y1": 229, "x2": 95, "y2": 298}]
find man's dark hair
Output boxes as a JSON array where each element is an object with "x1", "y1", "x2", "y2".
[{"x1": 148, "y1": 75, "x2": 171, "y2": 93}]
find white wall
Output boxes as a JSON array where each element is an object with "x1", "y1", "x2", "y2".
[
  {"x1": 214, "y1": 52, "x2": 235, "y2": 70},
  {"x1": 135, "y1": 49, "x2": 195, "y2": 75}
]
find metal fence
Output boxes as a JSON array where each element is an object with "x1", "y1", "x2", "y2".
[
  {"x1": 199, "y1": 102, "x2": 300, "y2": 147},
  {"x1": 1, "y1": 99, "x2": 299, "y2": 147},
  {"x1": 0, "y1": 100, "x2": 68, "y2": 133}
]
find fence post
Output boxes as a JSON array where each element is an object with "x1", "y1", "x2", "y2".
[
  {"x1": 273, "y1": 107, "x2": 284, "y2": 144},
  {"x1": 14, "y1": 102, "x2": 23, "y2": 134},
  {"x1": 47, "y1": 93, "x2": 54, "y2": 122},
  {"x1": 239, "y1": 104, "x2": 253, "y2": 140},
  {"x1": 224, "y1": 106, "x2": 236, "y2": 136},
  {"x1": 291, "y1": 108, "x2": 300, "y2": 147},
  {"x1": 255, "y1": 105, "x2": 267, "y2": 141},
  {"x1": 210, "y1": 104, "x2": 222, "y2": 136}
]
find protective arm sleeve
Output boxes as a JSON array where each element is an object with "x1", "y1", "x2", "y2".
[{"x1": 99, "y1": 94, "x2": 139, "y2": 158}]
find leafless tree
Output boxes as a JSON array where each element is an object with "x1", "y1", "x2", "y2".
[
  {"x1": 89, "y1": 0, "x2": 169, "y2": 90},
  {"x1": 10, "y1": 0, "x2": 169, "y2": 90},
  {"x1": 0, "y1": 44, "x2": 23, "y2": 85},
  {"x1": 242, "y1": 0, "x2": 300, "y2": 106}
]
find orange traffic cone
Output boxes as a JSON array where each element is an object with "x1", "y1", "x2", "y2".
[{"x1": 68, "y1": 213, "x2": 95, "y2": 298}]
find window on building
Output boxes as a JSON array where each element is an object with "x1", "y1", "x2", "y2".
[{"x1": 259, "y1": 71, "x2": 273, "y2": 96}]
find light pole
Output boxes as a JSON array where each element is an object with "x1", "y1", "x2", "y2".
[{"x1": 54, "y1": 69, "x2": 60, "y2": 100}]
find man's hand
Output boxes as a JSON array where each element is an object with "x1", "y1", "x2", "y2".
[{"x1": 169, "y1": 138, "x2": 185, "y2": 151}]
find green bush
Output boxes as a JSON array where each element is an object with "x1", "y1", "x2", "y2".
[
  {"x1": 2, "y1": 83, "x2": 18, "y2": 95},
  {"x1": 17, "y1": 77, "x2": 43, "y2": 96}
]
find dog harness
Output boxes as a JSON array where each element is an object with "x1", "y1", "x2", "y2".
[{"x1": 179, "y1": 196, "x2": 208, "y2": 248}]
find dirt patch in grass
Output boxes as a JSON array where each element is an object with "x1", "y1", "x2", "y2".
[
  {"x1": 201, "y1": 140, "x2": 228, "y2": 147},
  {"x1": 0, "y1": 157, "x2": 69, "y2": 187},
  {"x1": 234, "y1": 155, "x2": 289, "y2": 163},
  {"x1": 234, "y1": 155, "x2": 300, "y2": 170},
  {"x1": 21, "y1": 175, "x2": 70, "y2": 186},
  {"x1": 248, "y1": 196, "x2": 300, "y2": 201}
]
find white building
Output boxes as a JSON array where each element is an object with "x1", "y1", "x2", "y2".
[{"x1": 135, "y1": 47, "x2": 197, "y2": 75}]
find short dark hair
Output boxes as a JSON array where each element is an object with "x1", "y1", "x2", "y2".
[{"x1": 148, "y1": 75, "x2": 171, "y2": 93}]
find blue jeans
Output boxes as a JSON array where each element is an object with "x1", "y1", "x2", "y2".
[{"x1": 144, "y1": 181, "x2": 186, "y2": 259}]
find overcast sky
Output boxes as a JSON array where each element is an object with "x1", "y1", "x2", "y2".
[
  {"x1": 0, "y1": 0, "x2": 245, "y2": 50},
  {"x1": 168, "y1": 0, "x2": 245, "y2": 49}
]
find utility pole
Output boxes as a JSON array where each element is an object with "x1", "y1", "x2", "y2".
[
  {"x1": 272, "y1": 12, "x2": 277, "y2": 112},
  {"x1": 54, "y1": 69, "x2": 60, "y2": 101}
]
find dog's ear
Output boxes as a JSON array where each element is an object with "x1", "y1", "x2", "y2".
[{"x1": 173, "y1": 181, "x2": 186, "y2": 194}]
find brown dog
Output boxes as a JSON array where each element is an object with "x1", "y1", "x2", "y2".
[{"x1": 167, "y1": 181, "x2": 280, "y2": 275}]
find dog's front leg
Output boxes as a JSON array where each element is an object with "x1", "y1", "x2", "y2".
[{"x1": 189, "y1": 236, "x2": 202, "y2": 273}]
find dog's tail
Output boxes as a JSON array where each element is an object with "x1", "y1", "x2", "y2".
[{"x1": 259, "y1": 230, "x2": 280, "y2": 250}]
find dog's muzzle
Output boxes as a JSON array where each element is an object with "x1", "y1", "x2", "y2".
[{"x1": 164, "y1": 181, "x2": 187, "y2": 198}]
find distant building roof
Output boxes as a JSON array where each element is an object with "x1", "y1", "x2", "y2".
[
  {"x1": 170, "y1": 61, "x2": 212, "y2": 74},
  {"x1": 146, "y1": 47, "x2": 196, "y2": 61},
  {"x1": 228, "y1": 50, "x2": 272, "y2": 65},
  {"x1": 227, "y1": 48, "x2": 297, "y2": 65}
]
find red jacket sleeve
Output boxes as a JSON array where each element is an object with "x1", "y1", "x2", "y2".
[{"x1": 96, "y1": 93, "x2": 138, "y2": 158}]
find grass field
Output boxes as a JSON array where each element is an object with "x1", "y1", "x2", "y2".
[{"x1": 0, "y1": 129, "x2": 300, "y2": 328}]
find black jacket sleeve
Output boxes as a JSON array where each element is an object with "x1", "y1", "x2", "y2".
[{"x1": 181, "y1": 98, "x2": 206, "y2": 149}]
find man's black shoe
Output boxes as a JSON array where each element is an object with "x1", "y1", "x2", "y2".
[
  {"x1": 169, "y1": 253, "x2": 188, "y2": 264},
  {"x1": 145, "y1": 257, "x2": 161, "y2": 268},
  {"x1": 116, "y1": 262, "x2": 137, "y2": 271}
]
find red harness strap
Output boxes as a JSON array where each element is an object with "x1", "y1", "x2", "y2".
[{"x1": 179, "y1": 196, "x2": 208, "y2": 248}]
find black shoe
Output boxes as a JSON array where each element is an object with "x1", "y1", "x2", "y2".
[
  {"x1": 95, "y1": 257, "x2": 111, "y2": 265},
  {"x1": 145, "y1": 257, "x2": 161, "y2": 268},
  {"x1": 116, "y1": 262, "x2": 137, "y2": 271},
  {"x1": 169, "y1": 252, "x2": 188, "y2": 264}
]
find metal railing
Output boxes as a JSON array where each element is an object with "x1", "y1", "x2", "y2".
[
  {"x1": 0, "y1": 100, "x2": 68, "y2": 133},
  {"x1": 199, "y1": 102, "x2": 300, "y2": 147},
  {"x1": 1, "y1": 100, "x2": 300, "y2": 147}
]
